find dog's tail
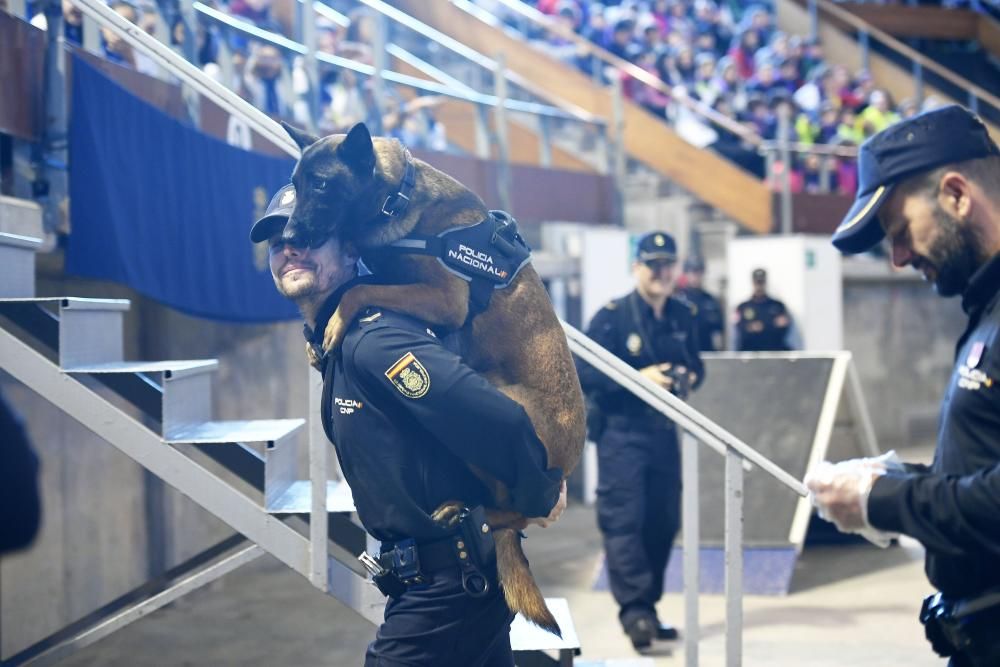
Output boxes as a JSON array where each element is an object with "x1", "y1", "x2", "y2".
[{"x1": 494, "y1": 527, "x2": 561, "y2": 638}]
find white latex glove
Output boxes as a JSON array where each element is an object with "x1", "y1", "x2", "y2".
[{"x1": 804, "y1": 451, "x2": 903, "y2": 548}]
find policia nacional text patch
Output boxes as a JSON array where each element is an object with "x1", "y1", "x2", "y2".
[{"x1": 384, "y1": 352, "x2": 431, "y2": 398}]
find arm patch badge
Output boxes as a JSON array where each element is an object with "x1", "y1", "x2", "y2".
[{"x1": 384, "y1": 351, "x2": 431, "y2": 398}]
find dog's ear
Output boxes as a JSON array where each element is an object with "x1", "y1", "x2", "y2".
[
  {"x1": 281, "y1": 121, "x2": 319, "y2": 151},
  {"x1": 339, "y1": 123, "x2": 376, "y2": 176}
]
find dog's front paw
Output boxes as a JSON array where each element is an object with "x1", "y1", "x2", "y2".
[
  {"x1": 322, "y1": 309, "x2": 349, "y2": 353},
  {"x1": 431, "y1": 501, "x2": 465, "y2": 529},
  {"x1": 305, "y1": 342, "x2": 323, "y2": 371}
]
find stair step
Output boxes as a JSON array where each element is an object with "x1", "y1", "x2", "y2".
[
  {"x1": 0, "y1": 195, "x2": 43, "y2": 238},
  {"x1": 58, "y1": 297, "x2": 132, "y2": 369},
  {"x1": 266, "y1": 479, "x2": 356, "y2": 514},
  {"x1": 65, "y1": 359, "x2": 219, "y2": 376},
  {"x1": 0, "y1": 232, "x2": 42, "y2": 298},
  {"x1": 164, "y1": 418, "x2": 305, "y2": 444},
  {"x1": 0, "y1": 296, "x2": 131, "y2": 308}
]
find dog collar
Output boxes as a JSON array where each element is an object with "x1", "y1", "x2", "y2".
[{"x1": 379, "y1": 149, "x2": 416, "y2": 221}]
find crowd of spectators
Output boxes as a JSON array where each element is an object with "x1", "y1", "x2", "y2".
[
  {"x1": 28, "y1": 0, "x2": 448, "y2": 149},
  {"x1": 521, "y1": 0, "x2": 947, "y2": 193}
]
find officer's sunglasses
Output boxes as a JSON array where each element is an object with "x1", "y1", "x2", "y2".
[{"x1": 642, "y1": 258, "x2": 676, "y2": 272}]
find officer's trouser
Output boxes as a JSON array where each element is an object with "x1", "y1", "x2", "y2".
[
  {"x1": 365, "y1": 561, "x2": 514, "y2": 667},
  {"x1": 597, "y1": 422, "x2": 681, "y2": 628}
]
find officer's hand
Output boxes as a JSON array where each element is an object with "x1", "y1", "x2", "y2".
[
  {"x1": 774, "y1": 314, "x2": 790, "y2": 328},
  {"x1": 747, "y1": 321, "x2": 764, "y2": 333},
  {"x1": 527, "y1": 480, "x2": 567, "y2": 528},
  {"x1": 804, "y1": 458, "x2": 885, "y2": 533},
  {"x1": 640, "y1": 364, "x2": 673, "y2": 391}
]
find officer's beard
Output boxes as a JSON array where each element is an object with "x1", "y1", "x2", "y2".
[{"x1": 923, "y1": 205, "x2": 989, "y2": 297}]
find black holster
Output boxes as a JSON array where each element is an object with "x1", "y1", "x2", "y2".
[{"x1": 921, "y1": 591, "x2": 1000, "y2": 665}]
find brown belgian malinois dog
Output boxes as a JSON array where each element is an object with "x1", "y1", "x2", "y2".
[{"x1": 281, "y1": 122, "x2": 585, "y2": 636}]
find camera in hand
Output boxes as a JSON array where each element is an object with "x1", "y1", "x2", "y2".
[{"x1": 663, "y1": 364, "x2": 690, "y2": 400}]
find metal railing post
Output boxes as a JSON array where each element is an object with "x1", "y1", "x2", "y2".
[
  {"x1": 913, "y1": 61, "x2": 924, "y2": 108},
  {"x1": 808, "y1": 0, "x2": 818, "y2": 42},
  {"x1": 177, "y1": 0, "x2": 201, "y2": 127},
  {"x1": 10, "y1": 0, "x2": 26, "y2": 20},
  {"x1": 474, "y1": 102, "x2": 492, "y2": 159},
  {"x1": 778, "y1": 110, "x2": 793, "y2": 235},
  {"x1": 538, "y1": 115, "x2": 553, "y2": 168},
  {"x1": 681, "y1": 430, "x2": 700, "y2": 667},
  {"x1": 494, "y1": 52, "x2": 512, "y2": 212},
  {"x1": 370, "y1": 11, "x2": 388, "y2": 133},
  {"x1": 611, "y1": 75, "x2": 626, "y2": 218},
  {"x1": 309, "y1": 366, "x2": 329, "y2": 591},
  {"x1": 820, "y1": 156, "x2": 832, "y2": 194},
  {"x1": 299, "y1": 0, "x2": 321, "y2": 133},
  {"x1": 969, "y1": 92, "x2": 980, "y2": 115},
  {"x1": 725, "y1": 449, "x2": 745, "y2": 667},
  {"x1": 859, "y1": 29, "x2": 870, "y2": 72}
]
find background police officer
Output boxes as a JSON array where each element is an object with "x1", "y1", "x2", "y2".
[
  {"x1": 578, "y1": 231, "x2": 704, "y2": 651},
  {"x1": 679, "y1": 256, "x2": 724, "y2": 351},
  {"x1": 252, "y1": 185, "x2": 566, "y2": 666},
  {"x1": 806, "y1": 105, "x2": 1000, "y2": 666},
  {"x1": 733, "y1": 268, "x2": 793, "y2": 351}
]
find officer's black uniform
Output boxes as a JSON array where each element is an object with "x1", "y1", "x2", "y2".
[
  {"x1": 828, "y1": 105, "x2": 1000, "y2": 665},
  {"x1": 308, "y1": 280, "x2": 562, "y2": 667},
  {"x1": 578, "y1": 284, "x2": 704, "y2": 641},
  {"x1": 867, "y1": 254, "x2": 1000, "y2": 666},
  {"x1": 0, "y1": 389, "x2": 41, "y2": 554},
  {"x1": 733, "y1": 294, "x2": 791, "y2": 351},
  {"x1": 679, "y1": 286, "x2": 723, "y2": 352}
]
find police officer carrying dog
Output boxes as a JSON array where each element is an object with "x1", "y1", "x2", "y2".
[
  {"x1": 578, "y1": 231, "x2": 703, "y2": 651},
  {"x1": 806, "y1": 105, "x2": 1000, "y2": 666},
  {"x1": 252, "y1": 184, "x2": 566, "y2": 666}
]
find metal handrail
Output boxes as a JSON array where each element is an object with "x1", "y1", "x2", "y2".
[
  {"x1": 565, "y1": 322, "x2": 808, "y2": 495},
  {"x1": 816, "y1": 0, "x2": 1000, "y2": 113},
  {"x1": 191, "y1": 2, "x2": 597, "y2": 123},
  {"x1": 450, "y1": 0, "x2": 764, "y2": 145},
  {"x1": 349, "y1": 0, "x2": 606, "y2": 126}
]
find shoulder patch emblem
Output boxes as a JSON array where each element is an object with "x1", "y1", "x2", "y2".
[
  {"x1": 604, "y1": 301, "x2": 618, "y2": 311},
  {"x1": 742, "y1": 307, "x2": 755, "y2": 320},
  {"x1": 385, "y1": 351, "x2": 430, "y2": 398}
]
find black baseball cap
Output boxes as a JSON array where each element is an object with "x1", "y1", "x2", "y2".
[
  {"x1": 752, "y1": 268, "x2": 767, "y2": 282},
  {"x1": 832, "y1": 105, "x2": 1000, "y2": 254},
  {"x1": 249, "y1": 183, "x2": 296, "y2": 243},
  {"x1": 635, "y1": 231, "x2": 677, "y2": 262}
]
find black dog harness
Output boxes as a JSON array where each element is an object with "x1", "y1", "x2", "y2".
[{"x1": 370, "y1": 149, "x2": 532, "y2": 322}]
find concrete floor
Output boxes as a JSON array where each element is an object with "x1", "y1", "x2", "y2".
[{"x1": 57, "y1": 500, "x2": 944, "y2": 667}]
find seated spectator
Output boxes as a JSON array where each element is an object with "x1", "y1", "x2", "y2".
[
  {"x1": 691, "y1": 52, "x2": 717, "y2": 102},
  {"x1": 241, "y1": 43, "x2": 288, "y2": 118},
  {"x1": 675, "y1": 45, "x2": 697, "y2": 84},
  {"x1": 228, "y1": 0, "x2": 282, "y2": 34},
  {"x1": 605, "y1": 18, "x2": 636, "y2": 61},
  {"x1": 816, "y1": 103, "x2": 841, "y2": 143},
  {"x1": 728, "y1": 28, "x2": 759, "y2": 79},
  {"x1": 101, "y1": 0, "x2": 140, "y2": 68},
  {"x1": 746, "y1": 61, "x2": 783, "y2": 97},
  {"x1": 30, "y1": 0, "x2": 83, "y2": 46},
  {"x1": 632, "y1": 51, "x2": 670, "y2": 115},
  {"x1": 322, "y1": 67, "x2": 368, "y2": 134},
  {"x1": 855, "y1": 89, "x2": 899, "y2": 138},
  {"x1": 776, "y1": 57, "x2": 801, "y2": 94},
  {"x1": 836, "y1": 106, "x2": 865, "y2": 144}
]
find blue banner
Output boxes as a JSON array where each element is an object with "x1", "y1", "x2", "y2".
[{"x1": 67, "y1": 55, "x2": 299, "y2": 322}]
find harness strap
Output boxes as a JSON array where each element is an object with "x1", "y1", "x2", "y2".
[{"x1": 379, "y1": 149, "x2": 417, "y2": 221}]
